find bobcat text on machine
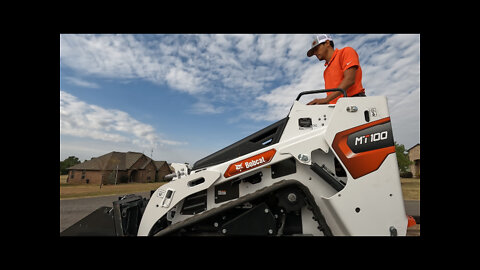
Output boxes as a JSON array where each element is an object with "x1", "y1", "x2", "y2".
[{"x1": 61, "y1": 89, "x2": 412, "y2": 236}]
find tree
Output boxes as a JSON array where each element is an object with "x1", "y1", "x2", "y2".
[
  {"x1": 395, "y1": 142, "x2": 412, "y2": 173},
  {"x1": 60, "y1": 156, "x2": 81, "y2": 175}
]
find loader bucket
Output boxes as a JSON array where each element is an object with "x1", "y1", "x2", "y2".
[{"x1": 60, "y1": 194, "x2": 147, "y2": 236}]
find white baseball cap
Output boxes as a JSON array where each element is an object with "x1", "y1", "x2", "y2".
[{"x1": 307, "y1": 34, "x2": 333, "y2": 57}]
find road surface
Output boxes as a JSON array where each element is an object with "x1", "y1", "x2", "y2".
[{"x1": 60, "y1": 192, "x2": 151, "y2": 233}]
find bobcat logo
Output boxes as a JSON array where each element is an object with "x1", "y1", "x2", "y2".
[{"x1": 224, "y1": 149, "x2": 277, "y2": 178}]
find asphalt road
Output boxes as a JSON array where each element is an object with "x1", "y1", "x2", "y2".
[
  {"x1": 60, "y1": 194, "x2": 420, "y2": 234},
  {"x1": 404, "y1": 200, "x2": 420, "y2": 222},
  {"x1": 60, "y1": 191, "x2": 151, "y2": 233}
]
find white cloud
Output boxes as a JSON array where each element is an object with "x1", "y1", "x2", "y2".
[
  {"x1": 254, "y1": 62, "x2": 326, "y2": 121},
  {"x1": 189, "y1": 101, "x2": 224, "y2": 115},
  {"x1": 59, "y1": 34, "x2": 313, "y2": 106},
  {"x1": 60, "y1": 34, "x2": 420, "y2": 149},
  {"x1": 60, "y1": 90, "x2": 186, "y2": 148},
  {"x1": 64, "y1": 76, "x2": 99, "y2": 88},
  {"x1": 165, "y1": 66, "x2": 208, "y2": 94},
  {"x1": 61, "y1": 34, "x2": 138, "y2": 78}
]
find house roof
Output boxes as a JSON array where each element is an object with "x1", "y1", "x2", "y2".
[
  {"x1": 407, "y1": 143, "x2": 420, "y2": 152},
  {"x1": 154, "y1": 161, "x2": 167, "y2": 169},
  {"x1": 68, "y1": 151, "x2": 166, "y2": 171}
]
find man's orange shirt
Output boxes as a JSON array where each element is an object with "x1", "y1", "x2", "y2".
[{"x1": 324, "y1": 47, "x2": 365, "y2": 104}]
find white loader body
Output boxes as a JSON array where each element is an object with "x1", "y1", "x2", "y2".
[{"x1": 138, "y1": 94, "x2": 407, "y2": 236}]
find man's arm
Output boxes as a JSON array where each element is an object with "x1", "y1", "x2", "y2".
[{"x1": 307, "y1": 66, "x2": 357, "y2": 105}]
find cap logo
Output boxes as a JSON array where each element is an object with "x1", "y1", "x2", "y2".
[{"x1": 312, "y1": 40, "x2": 318, "y2": 46}]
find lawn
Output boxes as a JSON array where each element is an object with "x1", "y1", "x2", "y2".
[
  {"x1": 60, "y1": 177, "x2": 166, "y2": 199},
  {"x1": 60, "y1": 175, "x2": 419, "y2": 200},
  {"x1": 400, "y1": 177, "x2": 420, "y2": 200}
]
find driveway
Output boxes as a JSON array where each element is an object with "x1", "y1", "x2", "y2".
[{"x1": 60, "y1": 192, "x2": 151, "y2": 233}]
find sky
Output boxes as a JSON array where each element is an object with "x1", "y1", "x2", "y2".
[{"x1": 60, "y1": 34, "x2": 420, "y2": 165}]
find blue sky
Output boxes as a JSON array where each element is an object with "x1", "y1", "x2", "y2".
[{"x1": 60, "y1": 34, "x2": 420, "y2": 164}]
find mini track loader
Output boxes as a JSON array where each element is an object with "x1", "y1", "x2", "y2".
[{"x1": 61, "y1": 89, "x2": 410, "y2": 236}]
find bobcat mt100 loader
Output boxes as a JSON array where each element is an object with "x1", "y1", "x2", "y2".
[{"x1": 61, "y1": 89, "x2": 410, "y2": 236}]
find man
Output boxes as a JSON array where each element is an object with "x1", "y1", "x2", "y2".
[{"x1": 306, "y1": 34, "x2": 365, "y2": 105}]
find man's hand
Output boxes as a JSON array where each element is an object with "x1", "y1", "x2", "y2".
[
  {"x1": 307, "y1": 98, "x2": 329, "y2": 105},
  {"x1": 307, "y1": 91, "x2": 340, "y2": 105}
]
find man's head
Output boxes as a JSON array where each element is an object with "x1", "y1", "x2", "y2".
[{"x1": 307, "y1": 34, "x2": 334, "y2": 61}]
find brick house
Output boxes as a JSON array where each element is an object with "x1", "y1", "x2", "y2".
[
  {"x1": 154, "y1": 161, "x2": 173, "y2": 182},
  {"x1": 67, "y1": 151, "x2": 172, "y2": 185},
  {"x1": 407, "y1": 144, "x2": 420, "y2": 177}
]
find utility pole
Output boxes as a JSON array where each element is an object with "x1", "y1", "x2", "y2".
[{"x1": 114, "y1": 164, "x2": 118, "y2": 185}]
